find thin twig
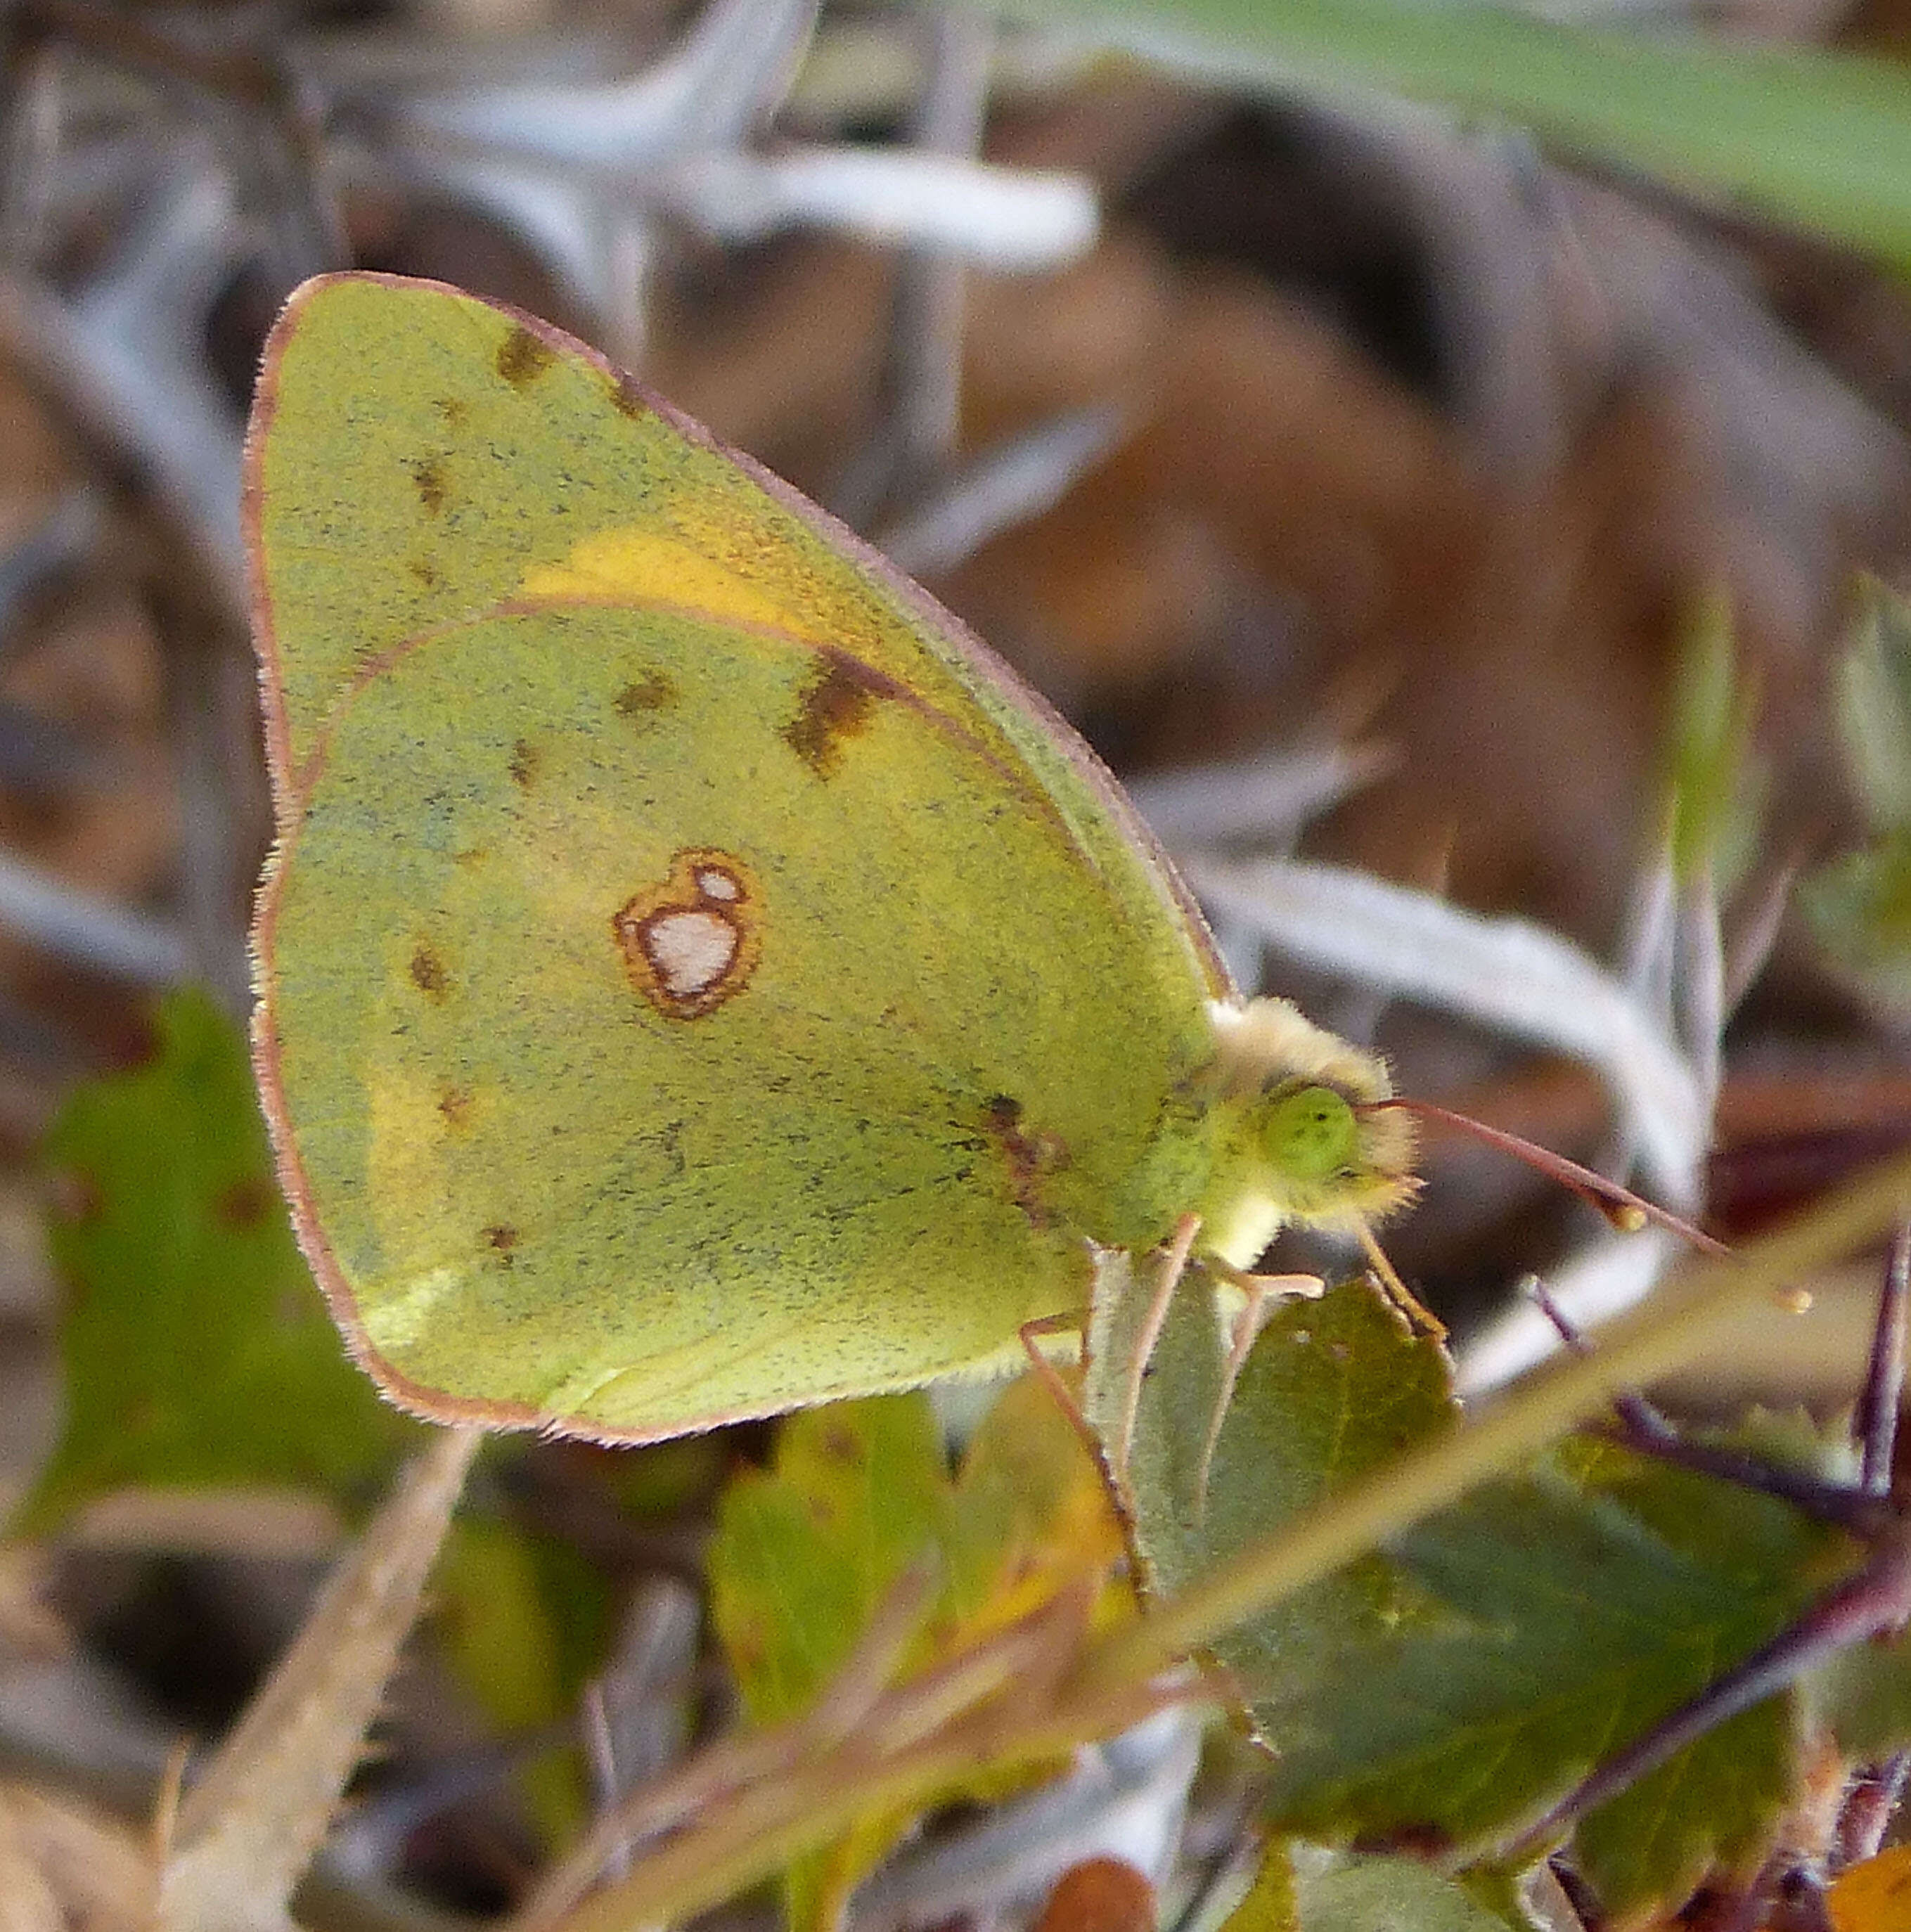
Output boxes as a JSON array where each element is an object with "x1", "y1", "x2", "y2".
[
  {"x1": 1503, "y1": 1528, "x2": 1911, "y2": 1869},
  {"x1": 1859, "y1": 1221, "x2": 1910, "y2": 1497}
]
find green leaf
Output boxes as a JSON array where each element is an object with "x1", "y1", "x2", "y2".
[
  {"x1": 712, "y1": 1395, "x2": 950, "y2": 1733},
  {"x1": 23, "y1": 986, "x2": 410, "y2": 1530},
  {"x1": 1292, "y1": 1848, "x2": 1525, "y2": 1932},
  {"x1": 1801, "y1": 829, "x2": 1911, "y2": 1006},
  {"x1": 1806, "y1": 1626, "x2": 1911, "y2": 1763},
  {"x1": 1804, "y1": 580, "x2": 1911, "y2": 1006},
  {"x1": 1662, "y1": 588, "x2": 1761, "y2": 891},
  {"x1": 1259, "y1": 1469, "x2": 1832, "y2": 1852},
  {"x1": 1001, "y1": 0, "x2": 1911, "y2": 267},
  {"x1": 1569, "y1": 1697, "x2": 1794, "y2": 1925},
  {"x1": 709, "y1": 1394, "x2": 954, "y2": 1932},
  {"x1": 1090, "y1": 1265, "x2": 1455, "y2": 1696},
  {"x1": 432, "y1": 1515, "x2": 606, "y2": 1849},
  {"x1": 1836, "y1": 578, "x2": 1911, "y2": 832},
  {"x1": 1093, "y1": 1267, "x2": 1860, "y2": 1917},
  {"x1": 1221, "y1": 1840, "x2": 1535, "y2": 1932}
]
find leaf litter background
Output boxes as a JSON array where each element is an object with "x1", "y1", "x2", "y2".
[{"x1": 8, "y1": 0, "x2": 1911, "y2": 1925}]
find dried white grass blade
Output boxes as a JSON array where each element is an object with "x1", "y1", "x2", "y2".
[
  {"x1": 665, "y1": 148, "x2": 1098, "y2": 265},
  {"x1": 0, "y1": 849, "x2": 189, "y2": 985},
  {"x1": 376, "y1": 150, "x2": 636, "y2": 333},
  {"x1": 1617, "y1": 856, "x2": 1678, "y2": 1033},
  {"x1": 1128, "y1": 743, "x2": 1389, "y2": 849},
  {"x1": 1183, "y1": 856, "x2": 1705, "y2": 1204},
  {"x1": 877, "y1": 404, "x2": 1126, "y2": 575},
  {"x1": 847, "y1": 1707, "x2": 1199, "y2": 1931},
  {"x1": 397, "y1": 0, "x2": 822, "y2": 157},
  {"x1": 0, "y1": 170, "x2": 248, "y2": 588},
  {"x1": 67, "y1": 167, "x2": 250, "y2": 580},
  {"x1": 0, "y1": 1782, "x2": 153, "y2": 1932},
  {"x1": 0, "y1": 1652, "x2": 178, "y2": 1802},
  {"x1": 157, "y1": 1427, "x2": 482, "y2": 1932}
]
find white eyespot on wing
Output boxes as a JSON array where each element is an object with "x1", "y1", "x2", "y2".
[
  {"x1": 645, "y1": 908, "x2": 739, "y2": 1001},
  {"x1": 613, "y1": 846, "x2": 764, "y2": 1019}
]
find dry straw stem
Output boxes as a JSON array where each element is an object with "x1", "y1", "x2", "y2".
[
  {"x1": 532, "y1": 1153, "x2": 1911, "y2": 1932},
  {"x1": 0, "y1": 1782, "x2": 154, "y2": 1931},
  {"x1": 522, "y1": 1585, "x2": 1189, "y2": 1932},
  {"x1": 520, "y1": 1561, "x2": 944, "y2": 1923},
  {"x1": 155, "y1": 1426, "x2": 482, "y2": 1932}
]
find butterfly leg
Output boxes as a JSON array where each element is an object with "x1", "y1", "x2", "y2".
[
  {"x1": 1355, "y1": 1217, "x2": 1446, "y2": 1341},
  {"x1": 1111, "y1": 1211, "x2": 1203, "y2": 1490},
  {"x1": 1018, "y1": 1312, "x2": 1102, "y2": 1467},
  {"x1": 1195, "y1": 1264, "x2": 1325, "y2": 1520}
]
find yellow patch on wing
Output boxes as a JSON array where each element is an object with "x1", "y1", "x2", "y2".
[
  {"x1": 550, "y1": 1316, "x2": 799, "y2": 1424},
  {"x1": 520, "y1": 525, "x2": 824, "y2": 639},
  {"x1": 366, "y1": 1057, "x2": 461, "y2": 1273},
  {"x1": 363, "y1": 1265, "x2": 465, "y2": 1355}
]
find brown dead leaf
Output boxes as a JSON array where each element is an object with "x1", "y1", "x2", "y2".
[{"x1": 1829, "y1": 1843, "x2": 1911, "y2": 1932}]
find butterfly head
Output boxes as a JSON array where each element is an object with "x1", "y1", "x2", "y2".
[{"x1": 1197, "y1": 998, "x2": 1421, "y2": 1266}]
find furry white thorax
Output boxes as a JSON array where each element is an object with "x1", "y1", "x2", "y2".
[{"x1": 1204, "y1": 997, "x2": 1395, "y2": 1105}]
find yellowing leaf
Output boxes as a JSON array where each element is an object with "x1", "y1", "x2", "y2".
[
  {"x1": 1829, "y1": 1843, "x2": 1911, "y2": 1932},
  {"x1": 1220, "y1": 1838, "x2": 1299, "y2": 1932},
  {"x1": 1221, "y1": 1840, "x2": 1523, "y2": 1932}
]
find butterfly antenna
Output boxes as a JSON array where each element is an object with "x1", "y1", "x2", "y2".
[{"x1": 1361, "y1": 1097, "x2": 1732, "y2": 1260}]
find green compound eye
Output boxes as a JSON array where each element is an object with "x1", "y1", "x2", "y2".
[{"x1": 1263, "y1": 1084, "x2": 1358, "y2": 1183}]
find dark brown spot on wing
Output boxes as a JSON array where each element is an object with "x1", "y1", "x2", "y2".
[
  {"x1": 437, "y1": 397, "x2": 470, "y2": 429},
  {"x1": 496, "y1": 327, "x2": 555, "y2": 388},
  {"x1": 615, "y1": 672, "x2": 678, "y2": 719},
  {"x1": 982, "y1": 1095, "x2": 1069, "y2": 1228},
  {"x1": 408, "y1": 558, "x2": 439, "y2": 589},
  {"x1": 509, "y1": 738, "x2": 540, "y2": 788},
  {"x1": 411, "y1": 458, "x2": 448, "y2": 516},
  {"x1": 438, "y1": 1086, "x2": 474, "y2": 1130},
  {"x1": 410, "y1": 945, "x2": 449, "y2": 997},
  {"x1": 784, "y1": 650, "x2": 889, "y2": 778},
  {"x1": 484, "y1": 1223, "x2": 519, "y2": 1264}
]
